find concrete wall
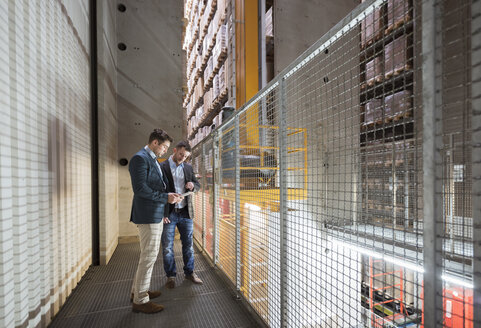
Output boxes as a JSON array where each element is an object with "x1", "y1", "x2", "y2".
[
  {"x1": 264, "y1": 0, "x2": 361, "y2": 232},
  {"x1": 97, "y1": 0, "x2": 119, "y2": 264},
  {"x1": 0, "y1": 0, "x2": 91, "y2": 326},
  {"x1": 116, "y1": 0, "x2": 184, "y2": 237},
  {"x1": 274, "y1": 0, "x2": 359, "y2": 74}
]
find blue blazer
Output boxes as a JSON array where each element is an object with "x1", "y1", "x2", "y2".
[{"x1": 129, "y1": 148, "x2": 169, "y2": 224}]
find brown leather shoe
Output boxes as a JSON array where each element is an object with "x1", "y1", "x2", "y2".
[
  {"x1": 165, "y1": 277, "x2": 175, "y2": 289},
  {"x1": 185, "y1": 273, "x2": 203, "y2": 284},
  {"x1": 132, "y1": 301, "x2": 164, "y2": 314},
  {"x1": 130, "y1": 290, "x2": 162, "y2": 302}
]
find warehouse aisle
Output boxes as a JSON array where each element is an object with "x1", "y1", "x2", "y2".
[{"x1": 50, "y1": 240, "x2": 261, "y2": 328}]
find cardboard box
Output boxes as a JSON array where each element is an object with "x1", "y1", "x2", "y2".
[
  {"x1": 361, "y1": 8, "x2": 382, "y2": 47},
  {"x1": 224, "y1": 57, "x2": 230, "y2": 94},
  {"x1": 213, "y1": 74, "x2": 220, "y2": 99},
  {"x1": 364, "y1": 98, "x2": 383, "y2": 125},
  {"x1": 204, "y1": 88, "x2": 213, "y2": 113},
  {"x1": 386, "y1": 0, "x2": 411, "y2": 31},
  {"x1": 218, "y1": 64, "x2": 225, "y2": 92},
  {"x1": 213, "y1": 24, "x2": 227, "y2": 64},
  {"x1": 385, "y1": 90, "x2": 412, "y2": 120},
  {"x1": 365, "y1": 56, "x2": 383, "y2": 85},
  {"x1": 384, "y1": 36, "x2": 412, "y2": 78}
]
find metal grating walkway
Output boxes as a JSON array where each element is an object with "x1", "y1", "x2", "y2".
[{"x1": 50, "y1": 240, "x2": 261, "y2": 328}]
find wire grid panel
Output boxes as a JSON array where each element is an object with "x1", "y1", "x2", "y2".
[
  {"x1": 236, "y1": 88, "x2": 282, "y2": 326},
  {"x1": 282, "y1": 17, "x2": 365, "y2": 327},
  {"x1": 216, "y1": 121, "x2": 238, "y2": 284},
  {"x1": 191, "y1": 145, "x2": 204, "y2": 247},
  {"x1": 203, "y1": 137, "x2": 216, "y2": 259},
  {"x1": 438, "y1": 0, "x2": 475, "y2": 327},
  {"x1": 188, "y1": 0, "x2": 478, "y2": 327}
]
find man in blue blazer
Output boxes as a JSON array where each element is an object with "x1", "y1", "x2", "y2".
[
  {"x1": 160, "y1": 141, "x2": 202, "y2": 289},
  {"x1": 129, "y1": 128, "x2": 181, "y2": 314}
]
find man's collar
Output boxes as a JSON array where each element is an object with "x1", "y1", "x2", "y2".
[
  {"x1": 144, "y1": 145, "x2": 157, "y2": 159},
  {"x1": 169, "y1": 156, "x2": 183, "y2": 168}
]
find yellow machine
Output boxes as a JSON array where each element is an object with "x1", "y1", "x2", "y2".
[
  {"x1": 217, "y1": 117, "x2": 308, "y2": 319},
  {"x1": 215, "y1": 2, "x2": 308, "y2": 315}
]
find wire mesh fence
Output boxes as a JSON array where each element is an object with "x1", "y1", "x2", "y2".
[
  {"x1": 192, "y1": 145, "x2": 204, "y2": 247},
  {"x1": 190, "y1": 0, "x2": 478, "y2": 326},
  {"x1": 192, "y1": 137, "x2": 217, "y2": 260},
  {"x1": 437, "y1": 1, "x2": 476, "y2": 327}
]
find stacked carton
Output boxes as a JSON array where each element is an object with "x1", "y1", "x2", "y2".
[
  {"x1": 212, "y1": 4, "x2": 220, "y2": 31},
  {"x1": 386, "y1": 0, "x2": 411, "y2": 33},
  {"x1": 202, "y1": 32, "x2": 208, "y2": 57},
  {"x1": 364, "y1": 98, "x2": 383, "y2": 126},
  {"x1": 213, "y1": 111, "x2": 223, "y2": 128},
  {"x1": 217, "y1": 0, "x2": 227, "y2": 21},
  {"x1": 361, "y1": 7, "x2": 382, "y2": 47},
  {"x1": 213, "y1": 74, "x2": 220, "y2": 100},
  {"x1": 365, "y1": 56, "x2": 383, "y2": 86},
  {"x1": 204, "y1": 87, "x2": 213, "y2": 115},
  {"x1": 384, "y1": 90, "x2": 412, "y2": 121},
  {"x1": 218, "y1": 64, "x2": 226, "y2": 94},
  {"x1": 193, "y1": 77, "x2": 204, "y2": 106},
  {"x1": 224, "y1": 60, "x2": 229, "y2": 95},
  {"x1": 183, "y1": 0, "x2": 231, "y2": 142},
  {"x1": 213, "y1": 24, "x2": 228, "y2": 66},
  {"x1": 384, "y1": 36, "x2": 411, "y2": 78}
]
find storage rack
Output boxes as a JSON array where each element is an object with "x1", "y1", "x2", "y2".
[
  {"x1": 358, "y1": 0, "x2": 418, "y2": 326},
  {"x1": 359, "y1": 0, "x2": 415, "y2": 230},
  {"x1": 183, "y1": 0, "x2": 232, "y2": 147}
]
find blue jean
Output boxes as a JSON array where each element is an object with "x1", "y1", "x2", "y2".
[{"x1": 161, "y1": 209, "x2": 194, "y2": 277}]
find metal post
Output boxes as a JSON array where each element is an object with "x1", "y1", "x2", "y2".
[
  {"x1": 229, "y1": 0, "x2": 236, "y2": 107},
  {"x1": 235, "y1": 116, "x2": 241, "y2": 292},
  {"x1": 214, "y1": 132, "x2": 220, "y2": 265},
  {"x1": 202, "y1": 142, "x2": 206, "y2": 250},
  {"x1": 260, "y1": 98, "x2": 268, "y2": 153},
  {"x1": 89, "y1": 0, "x2": 100, "y2": 266},
  {"x1": 259, "y1": 0, "x2": 267, "y2": 89},
  {"x1": 422, "y1": 0, "x2": 444, "y2": 326},
  {"x1": 278, "y1": 77, "x2": 288, "y2": 328},
  {"x1": 472, "y1": 0, "x2": 481, "y2": 325}
]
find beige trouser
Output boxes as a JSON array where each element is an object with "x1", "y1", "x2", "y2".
[{"x1": 131, "y1": 223, "x2": 163, "y2": 304}]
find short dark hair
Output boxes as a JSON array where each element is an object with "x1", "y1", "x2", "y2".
[
  {"x1": 148, "y1": 128, "x2": 173, "y2": 144},
  {"x1": 175, "y1": 140, "x2": 192, "y2": 152}
]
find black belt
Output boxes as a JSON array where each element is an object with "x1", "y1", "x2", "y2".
[{"x1": 173, "y1": 206, "x2": 187, "y2": 213}]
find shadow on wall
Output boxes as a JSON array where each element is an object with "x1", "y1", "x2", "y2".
[{"x1": 49, "y1": 115, "x2": 67, "y2": 203}]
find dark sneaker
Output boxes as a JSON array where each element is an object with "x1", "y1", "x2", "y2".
[
  {"x1": 130, "y1": 290, "x2": 162, "y2": 302},
  {"x1": 132, "y1": 301, "x2": 164, "y2": 314},
  {"x1": 165, "y1": 277, "x2": 175, "y2": 289},
  {"x1": 185, "y1": 273, "x2": 203, "y2": 285}
]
